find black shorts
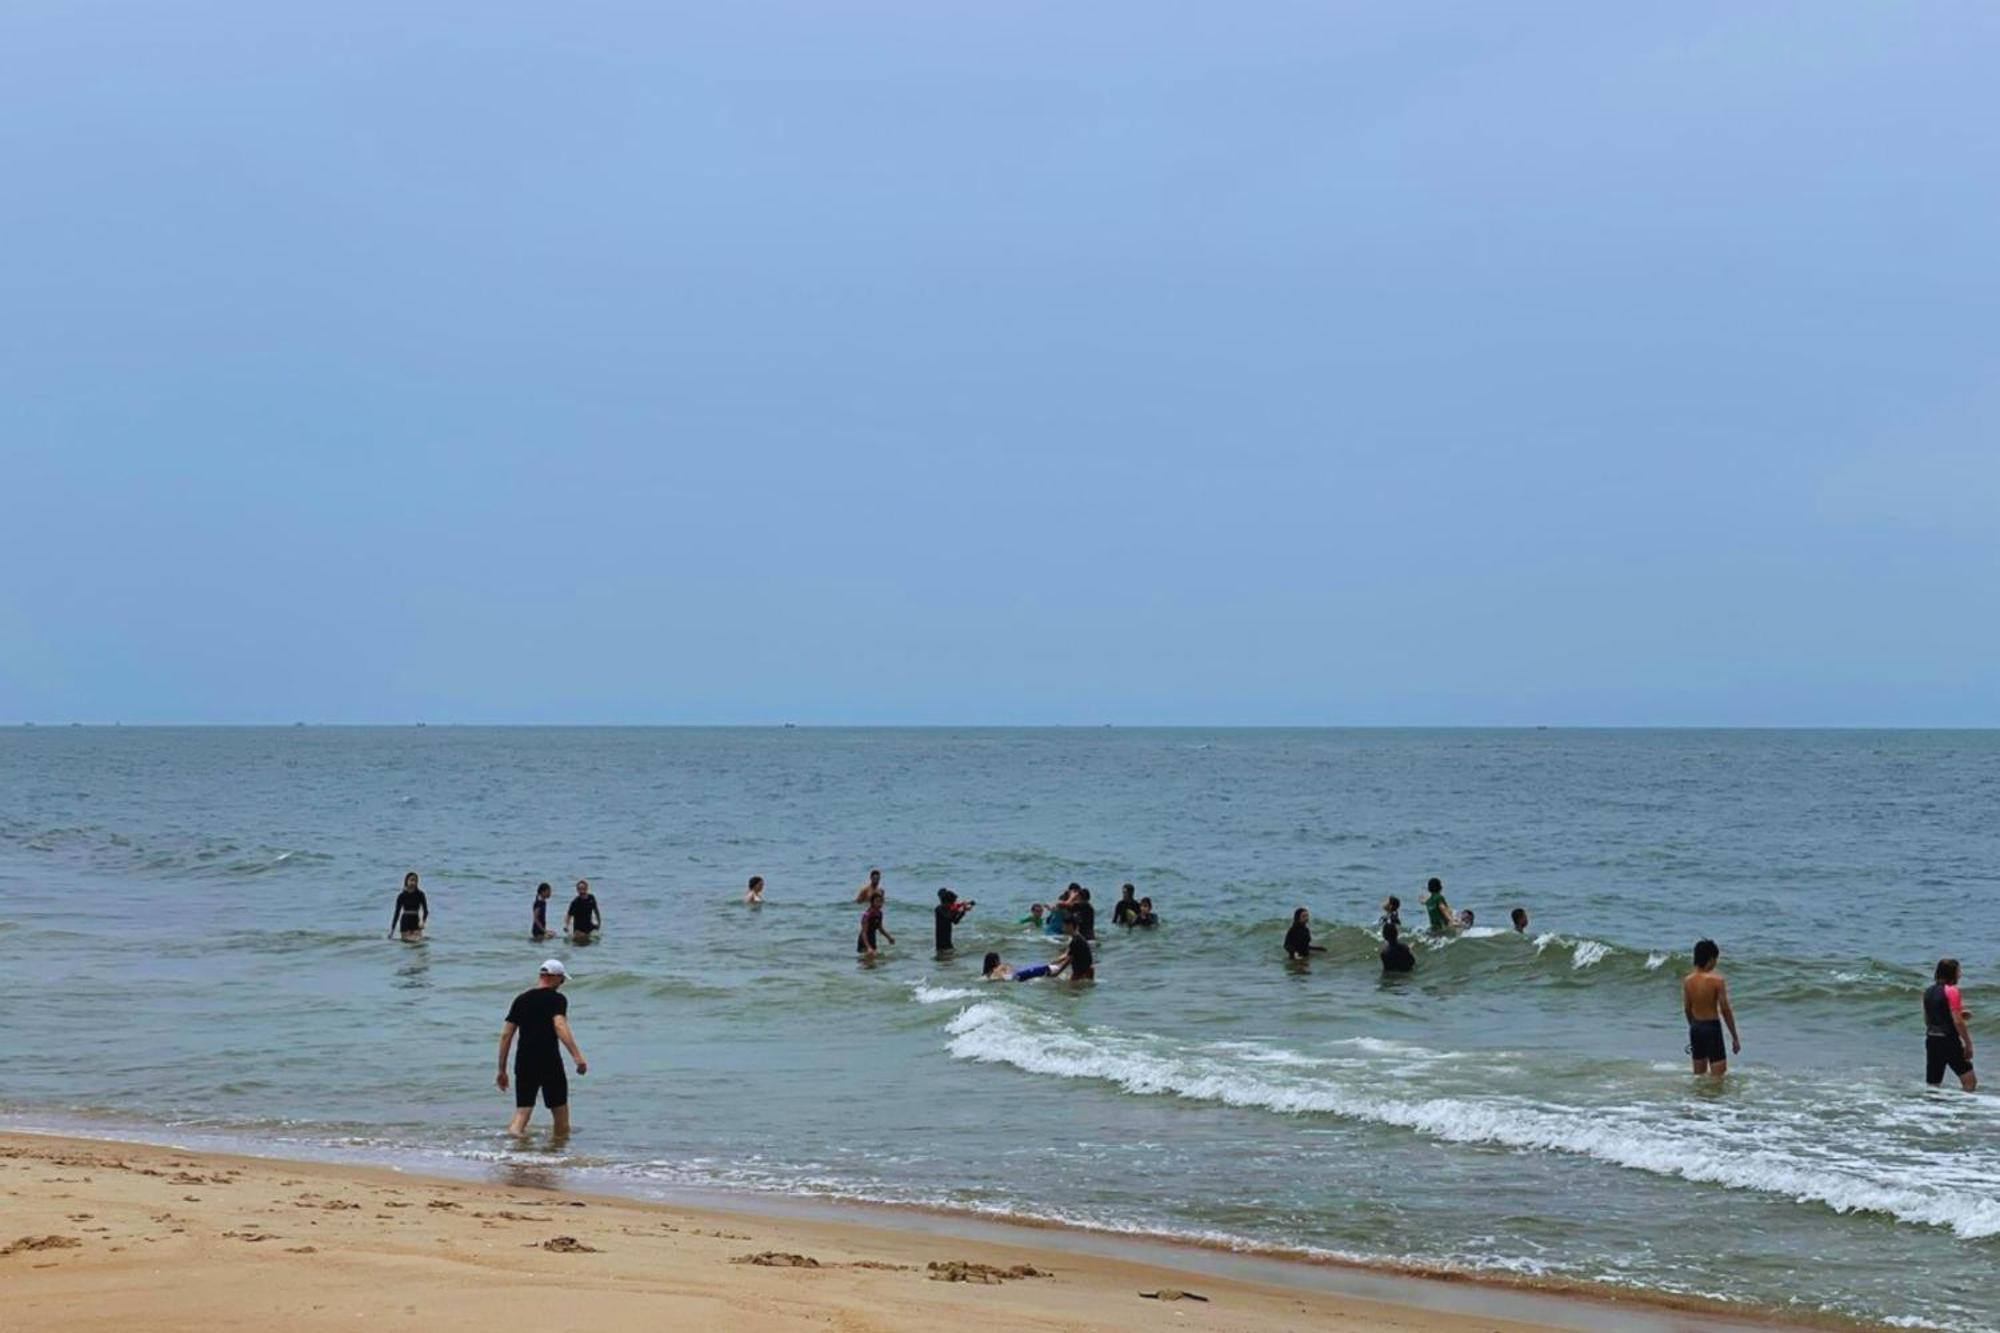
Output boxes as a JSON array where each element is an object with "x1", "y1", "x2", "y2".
[
  {"x1": 514, "y1": 1061, "x2": 568, "y2": 1110},
  {"x1": 1927, "y1": 1034, "x2": 1972, "y2": 1085},
  {"x1": 1689, "y1": 1019, "x2": 1727, "y2": 1063}
]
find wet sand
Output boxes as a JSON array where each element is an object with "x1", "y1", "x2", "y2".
[{"x1": 0, "y1": 1130, "x2": 1829, "y2": 1332}]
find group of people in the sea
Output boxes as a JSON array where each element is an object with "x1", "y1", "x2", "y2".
[{"x1": 388, "y1": 865, "x2": 1978, "y2": 1137}]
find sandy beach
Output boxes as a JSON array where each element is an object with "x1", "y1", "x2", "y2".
[{"x1": 0, "y1": 1130, "x2": 1814, "y2": 1333}]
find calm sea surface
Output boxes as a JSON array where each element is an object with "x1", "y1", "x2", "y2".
[{"x1": 2, "y1": 728, "x2": 1995, "y2": 1328}]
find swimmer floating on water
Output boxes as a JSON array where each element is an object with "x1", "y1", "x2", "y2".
[
  {"x1": 1682, "y1": 938, "x2": 1741, "y2": 1078},
  {"x1": 983, "y1": 951, "x2": 1052, "y2": 982}
]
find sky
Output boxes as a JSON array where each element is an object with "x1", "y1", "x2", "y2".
[{"x1": 2, "y1": 3, "x2": 1997, "y2": 725}]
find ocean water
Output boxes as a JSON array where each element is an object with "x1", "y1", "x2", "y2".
[{"x1": 2, "y1": 727, "x2": 1995, "y2": 1329}]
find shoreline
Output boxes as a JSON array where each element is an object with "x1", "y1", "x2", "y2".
[{"x1": 0, "y1": 1127, "x2": 1874, "y2": 1332}]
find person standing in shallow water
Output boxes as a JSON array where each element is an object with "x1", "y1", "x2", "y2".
[
  {"x1": 933, "y1": 888, "x2": 973, "y2": 954},
  {"x1": 389, "y1": 872, "x2": 428, "y2": 940},
  {"x1": 856, "y1": 889, "x2": 894, "y2": 957},
  {"x1": 1682, "y1": 938, "x2": 1741, "y2": 1077},
  {"x1": 743, "y1": 875, "x2": 765, "y2": 904},
  {"x1": 1284, "y1": 907, "x2": 1325, "y2": 960},
  {"x1": 853, "y1": 867, "x2": 883, "y2": 903},
  {"x1": 1925, "y1": 958, "x2": 1976, "y2": 1091},
  {"x1": 531, "y1": 882, "x2": 552, "y2": 939},
  {"x1": 497, "y1": 959, "x2": 587, "y2": 1136},
  {"x1": 1379, "y1": 921, "x2": 1415, "y2": 973},
  {"x1": 1112, "y1": 883, "x2": 1141, "y2": 927},
  {"x1": 1421, "y1": 878, "x2": 1455, "y2": 935},
  {"x1": 565, "y1": 879, "x2": 601, "y2": 941}
]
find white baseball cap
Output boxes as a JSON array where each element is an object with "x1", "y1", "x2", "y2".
[{"x1": 539, "y1": 959, "x2": 568, "y2": 977}]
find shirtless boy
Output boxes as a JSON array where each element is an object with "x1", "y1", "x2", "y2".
[{"x1": 1682, "y1": 938, "x2": 1742, "y2": 1077}]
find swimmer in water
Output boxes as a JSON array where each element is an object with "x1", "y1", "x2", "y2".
[
  {"x1": 1112, "y1": 883, "x2": 1141, "y2": 927},
  {"x1": 1379, "y1": 921, "x2": 1415, "y2": 973},
  {"x1": 565, "y1": 879, "x2": 601, "y2": 941},
  {"x1": 1050, "y1": 917, "x2": 1095, "y2": 981},
  {"x1": 934, "y1": 888, "x2": 974, "y2": 954},
  {"x1": 1284, "y1": 907, "x2": 1326, "y2": 959},
  {"x1": 853, "y1": 867, "x2": 883, "y2": 903},
  {"x1": 389, "y1": 871, "x2": 428, "y2": 940},
  {"x1": 1682, "y1": 938, "x2": 1741, "y2": 1078},
  {"x1": 1510, "y1": 907, "x2": 1529, "y2": 933},
  {"x1": 1457, "y1": 908, "x2": 1476, "y2": 929},
  {"x1": 1924, "y1": 958, "x2": 1976, "y2": 1091},
  {"x1": 856, "y1": 888, "x2": 894, "y2": 957},
  {"x1": 1133, "y1": 897, "x2": 1158, "y2": 927},
  {"x1": 1379, "y1": 896, "x2": 1402, "y2": 933},
  {"x1": 1019, "y1": 902, "x2": 1047, "y2": 930},
  {"x1": 1422, "y1": 878, "x2": 1454, "y2": 935},
  {"x1": 983, "y1": 951, "x2": 1052, "y2": 982},
  {"x1": 531, "y1": 881, "x2": 552, "y2": 939},
  {"x1": 744, "y1": 875, "x2": 764, "y2": 905}
]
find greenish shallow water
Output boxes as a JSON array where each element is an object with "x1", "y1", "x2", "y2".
[{"x1": 1, "y1": 727, "x2": 1995, "y2": 1329}]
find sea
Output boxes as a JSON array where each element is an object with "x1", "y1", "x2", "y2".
[{"x1": 2, "y1": 727, "x2": 1994, "y2": 1329}]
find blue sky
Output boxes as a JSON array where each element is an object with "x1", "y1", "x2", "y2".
[{"x1": 3, "y1": 4, "x2": 1996, "y2": 724}]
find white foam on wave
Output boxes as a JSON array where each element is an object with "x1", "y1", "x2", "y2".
[
  {"x1": 910, "y1": 981, "x2": 982, "y2": 1005},
  {"x1": 944, "y1": 1003, "x2": 2000, "y2": 1240},
  {"x1": 1645, "y1": 952, "x2": 1669, "y2": 970},
  {"x1": 1569, "y1": 939, "x2": 1612, "y2": 969}
]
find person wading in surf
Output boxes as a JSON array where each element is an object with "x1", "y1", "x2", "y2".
[
  {"x1": 1682, "y1": 938, "x2": 1741, "y2": 1077},
  {"x1": 497, "y1": 959, "x2": 588, "y2": 1136},
  {"x1": 389, "y1": 871, "x2": 428, "y2": 940},
  {"x1": 1925, "y1": 958, "x2": 1976, "y2": 1091}
]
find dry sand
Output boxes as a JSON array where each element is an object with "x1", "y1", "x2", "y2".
[{"x1": 0, "y1": 1131, "x2": 1801, "y2": 1332}]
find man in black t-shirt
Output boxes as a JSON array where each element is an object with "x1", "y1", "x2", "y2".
[
  {"x1": 933, "y1": 888, "x2": 974, "y2": 954},
  {"x1": 388, "y1": 871, "x2": 428, "y2": 939},
  {"x1": 565, "y1": 879, "x2": 601, "y2": 940},
  {"x1": 498, "y1": 960, "x2": 588, "y2": 1135}
]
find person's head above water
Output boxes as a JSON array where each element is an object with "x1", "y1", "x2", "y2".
[
  {"x1": 1384, "y1": 895, "x2": 1400, "y2": 911},
  {"x1": 868, "y1": 868, "x2": 882, "y2": 886},
  {"x1": 536, "y1": 882, "x2": 551, "y2": 899},
  {"x1": 1120, "y1": 883, "x2": 1137, "y2": 901},
  {"x1": 574, "y1": 879, "x2": 590, "y2": 895},
  {"x1": 1693, "y1": 938, "x2": 1720, "y2": 969},
  {"x1": 1029, "y1": 902, "x2": 1045, "y2": 917},
  {"x1": 537, "y1": 959, "x2": 567, "y2": 989},
  {"x1": 1510, "y1": 907, "x2": 1528, "y2": 931},
  {"x1": 1292, "y1": 906, "x2": 1309, "y2": 926},
  {"x1": 1936, "y1": 958, "x2": 1961, "y2": 984},
  {"x1": 1426, "y1": 877, "x2": 1443, "y2": 895},
  {"x1": 404, "y1": 871, "x2": 419, "y2": 890},
  {"x1": 1459, "y1": 909, "x2": 1475, "y2": 926},
  {"x1": 748, "y1": 875, "x2": 763, "y2": 890},
  {"x1": 938, "y1": 887, "x2": 956, "y2": 904},
  {"x1": 982, "y1": 951, "x2": 1002, "y2": 974}
]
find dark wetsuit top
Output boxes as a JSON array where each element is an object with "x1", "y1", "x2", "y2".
[
  {"x1": 1924, "y1": 983, "x2": 1959, "y2": 1037},
  {"x1": 395, "y1": 888, "x2": 427, "y2": 932},
  {"x1": 1064, "y1": 934, "x2": 1095, "y2": 978},
  {"x1": 566, "y1": 893, "x2": 600, "y2": 934},
  {"x1": 1113, "y1": 899, "x2": 1139, "y2": 926},
  {"x1": 1380, "y1": 940, "x2": 1415, "y2": 973},
  {"x1": 532, "y1": 898, "x2": 548, "y2": 937},
  {"x1": 1074, "y1": 902, "x2": 1097, "y2": 939},
  {"x1": 1284, "y1": 922, "x2": 1313, "y2": 958},
  {"x1": 934, "y1": 902, "x2": 968, "y2": 951}
]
